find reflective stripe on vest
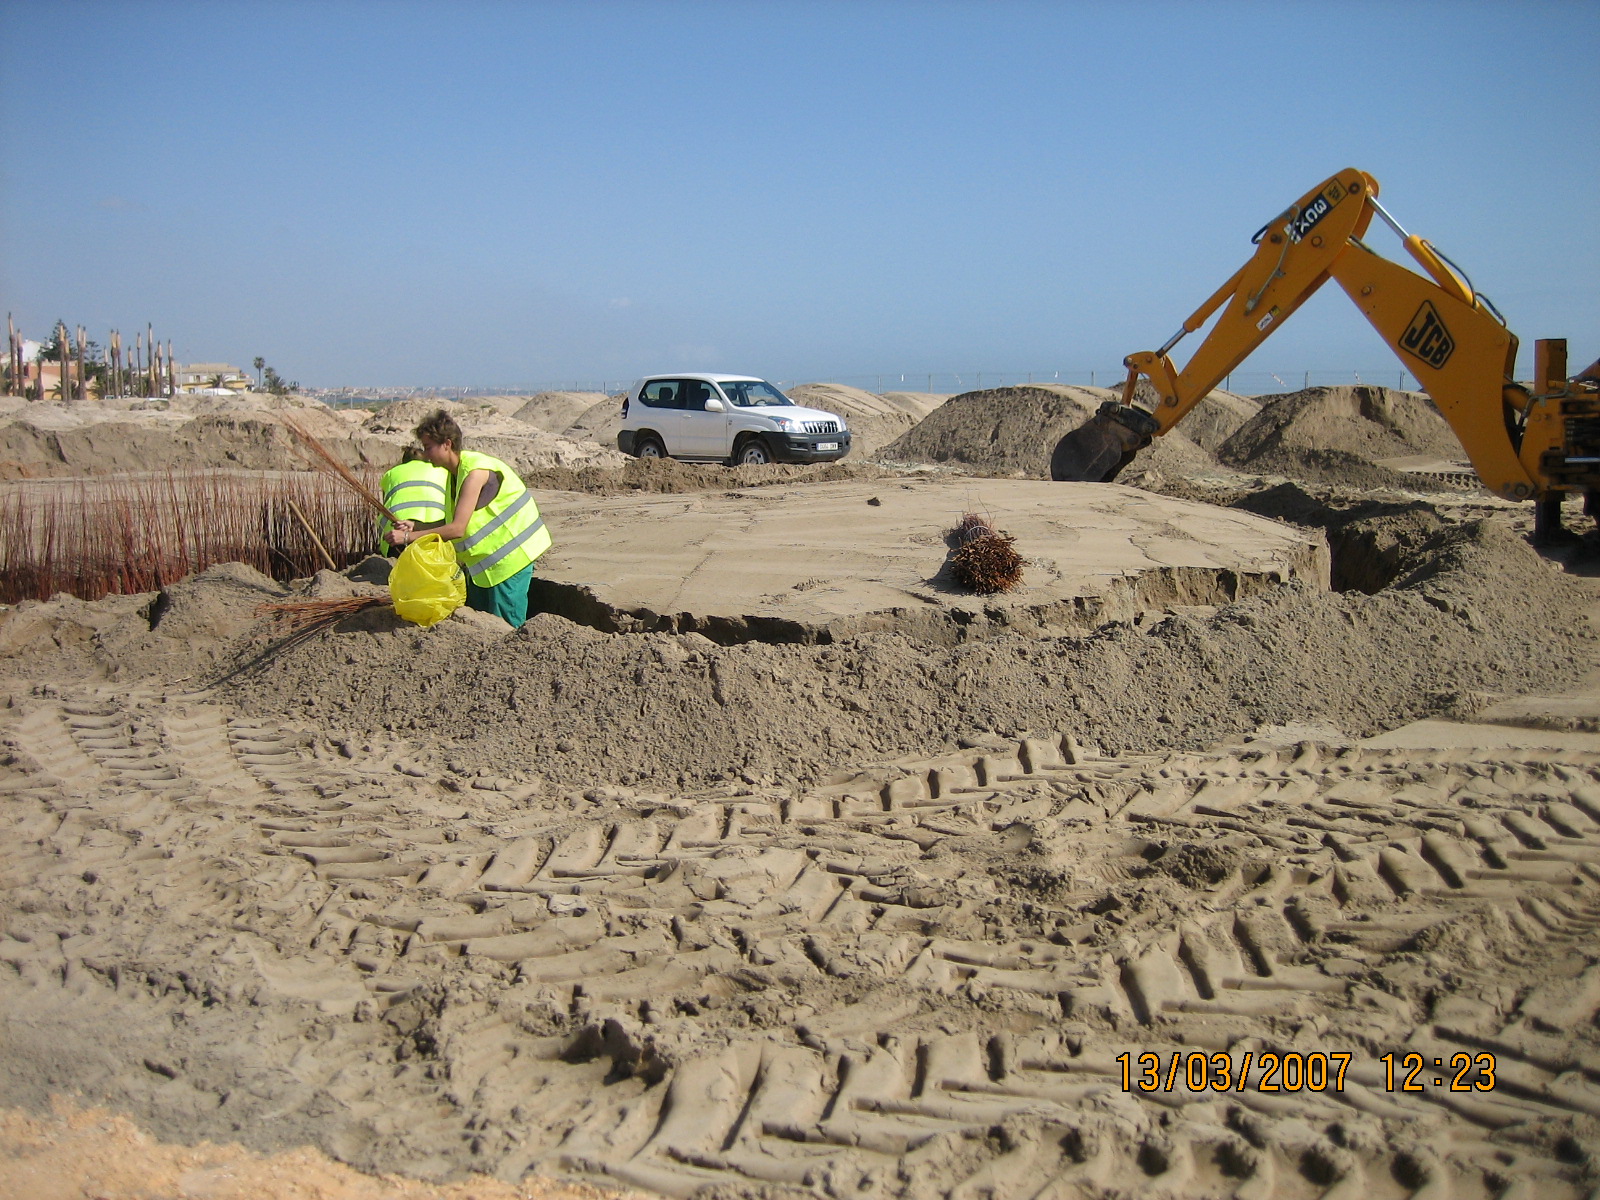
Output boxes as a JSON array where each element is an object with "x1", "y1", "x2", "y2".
[
  {"x1": 377, "y1": 461, "x2": 449, "y2": 539},
  {"x1": 450, "y1": 450, "x2": 552, "y2": 587},
  {"x1": 387, "y1": 478, "x2": 446, "y2": 513}
]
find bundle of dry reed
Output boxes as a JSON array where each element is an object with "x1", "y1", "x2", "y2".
[
  {"x1": 0, "y1": 470, "x2": 379, "y2": 605},
  {"x1": 949, "y1": 512, "x2": 1024, "y2": 594},
  {"x1": 256, "y1": 595, "x2": 388, "y2": 638},
  {"x1": 281, "y1": 415, "x2": 401, "y2": 524}
]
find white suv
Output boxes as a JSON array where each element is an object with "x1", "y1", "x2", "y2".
[{"x1": 617, "y1": 373, "x2": 851, "y2": 465}]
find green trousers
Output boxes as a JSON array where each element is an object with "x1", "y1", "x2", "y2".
[{"x1": 465, "y1": 562, "x2": 534, "y2": 629}]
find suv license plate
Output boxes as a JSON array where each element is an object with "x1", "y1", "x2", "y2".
[{"x1": 816, "y1": 441, "x2": 838, "y2": 451}]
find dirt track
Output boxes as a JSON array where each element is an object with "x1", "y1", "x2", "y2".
[{"x1": 4, "y1": 386, "x2": 1600, "y2": 1198}]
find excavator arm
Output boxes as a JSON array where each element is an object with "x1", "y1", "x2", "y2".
[{"x1": 1052, "y1": 168, "x2": 1594, "y2": 513}]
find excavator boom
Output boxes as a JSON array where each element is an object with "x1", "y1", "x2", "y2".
[{"x1": 1051, "y1": 168, "x2": 1596, "y2": 518}]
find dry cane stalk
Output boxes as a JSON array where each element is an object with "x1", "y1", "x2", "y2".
[
  {"x1": 282, "y1": 414, "x2": 402, "y2": 524},
  {"x1": 286, "y1": 499, "x2": 338, "y2": 571}
]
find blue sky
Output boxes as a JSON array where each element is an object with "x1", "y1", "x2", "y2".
[{"x1": 2, "y1": 0, "x2": 1596, "y2": 393}]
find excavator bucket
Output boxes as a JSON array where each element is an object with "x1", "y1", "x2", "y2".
[{"x1": 1050, "y1": 401, "x2": 1162, "y2": 483}]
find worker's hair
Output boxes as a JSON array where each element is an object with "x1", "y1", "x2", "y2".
[
  {"x1": 398, "y1": 443, "x2": 426, "y2": 464},
  {"x1": 413, "y1": 410, "x2": 463, "y2": 452}
]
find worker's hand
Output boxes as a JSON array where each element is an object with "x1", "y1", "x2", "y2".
[{"x1": 386, "y1": 520, "x2": 416, "y2": 546}]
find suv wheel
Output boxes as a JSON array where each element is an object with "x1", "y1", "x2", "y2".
[
  {"x1": 635, "y1": 435, "x2": 667, "y2": 460},
  {"x1": 735, "y1": 437, "x2": 773, "y2": 466}
]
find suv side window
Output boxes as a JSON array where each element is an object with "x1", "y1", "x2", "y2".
[
  {"x1": 683, "y1": 380, "x2": 721, "y2": 411},
  {"x1": 640, "y1": 380, "x2": 681, "y2": 408}
]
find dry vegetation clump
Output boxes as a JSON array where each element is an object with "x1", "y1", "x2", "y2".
[
  {"x1": 257, "y1": 594, "x2": 389, "y2": 638},
  {"x1": 948, "y1": 511, "x2": 1024, "y2": 593}
]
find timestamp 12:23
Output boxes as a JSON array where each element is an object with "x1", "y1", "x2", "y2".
[{"x1": 1382, "y1": 1052, "x2": 1496, "y2": 1092}]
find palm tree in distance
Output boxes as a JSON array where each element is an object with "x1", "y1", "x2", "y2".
[{"x1": 253, "y1": 357, "x2": 264, "y2": 389}]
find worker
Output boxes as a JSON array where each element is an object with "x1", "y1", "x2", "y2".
[
  {"x1": 385, "y1": 410, "x2": 551, "y2": 628},
  {"x1": 377, "y1": 445, "x2": 449, "y2": 556}
]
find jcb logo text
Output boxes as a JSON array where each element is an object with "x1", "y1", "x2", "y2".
[{"x1": 1401, "y1": 302, "x2": 1455, "y2": 369}]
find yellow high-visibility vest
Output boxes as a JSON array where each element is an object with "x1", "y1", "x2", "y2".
[
  {"x1": 377, "y1": 459, "x2": 449, "y2": 545},
  {"x1": 450, "y1": 450, "x2": 552, "y2": 587}
]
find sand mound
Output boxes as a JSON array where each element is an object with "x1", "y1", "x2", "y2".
[
  {"x1": 1136, "y1": 381, "x2": 1260, "y2": 453},
  {"x1": 1220, "y1": 384, "x2": 1466, "y2": 482},
  {"x1": 213, "y1": 510, "x2": 1589, "y2": 793},
  {"x1": 879, "y1": 383, "x2": 1227, "y2": 480},
  {"x1": 0, "y1": 399, "x2": 398, "y2": 478},
  {"x1": 534, "y1": 478, "x2": 1328, "y2": 647},
  {"x1": 519, "y1": 456, "x2": 887, "y2": 497},
  {"x1": 355, "y1": 398, "x2": 629, "y2": 474},
  {"x1": 509, "y1": 391, "x2": 610, "y2": 433},
  {"x1": 560, "y1": 394, "x2": 624, "y2": 445},
  {"x1": 881, "y1": 384, "x2": 1102, "y2": 473},
  {"x1": 458, "y1": 434, "x2": 629, "y2": 477},
  {"x1": 889, "y1": 382, "x2": 1521, "y2": 491},
  {"x1": 362, "y1": 398, "x2": 512, "y2": 439},
  {"x1": 784, "y1": 383, "x2": 949, "y2": 458}
]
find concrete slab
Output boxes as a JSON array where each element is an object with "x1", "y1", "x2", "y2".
[{"x1": 531, "y1": 477, "x2": 1329, "y2": 644}]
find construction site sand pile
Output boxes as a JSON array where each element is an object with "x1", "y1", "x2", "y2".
[
  {"x1": 0, "y1": 392, "x2": 629, "y2": 480},
  {"x1": 362, "y1": 397, "x2": 628, "y2": 474},
  {"x1": 562, "y1": 393, "x2": 626, "y2": 446},
  {"x1": 510, "y1": 391, "x2": 613, "y2": 434},
  {"x1": 879, "y1": 383, "x2": 1239, "y2": 479},
  {"x1": 0, "y1": 395, "x2": 392, "y2": 478},
  {"x1": 1146, "y1": 382, "x2": 1260, "y2": 453},
  {"x1": 235, "y1": 517, "x2": 1585, "y2": 789},
  {"x1": 1219, "y1": 384, "x2": 1467, "y2": 485},
  {"x1": 785, "y1": 383, "x2": 949, "y2": 458}
]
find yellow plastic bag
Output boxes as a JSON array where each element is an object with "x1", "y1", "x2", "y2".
[{"x1": 390, "y1": 533, "x2": 466, "y2": 627}]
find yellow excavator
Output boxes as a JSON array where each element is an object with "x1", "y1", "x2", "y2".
[{"x1": 1051, "y1": 168, "x2": 1599, "y2": 542}]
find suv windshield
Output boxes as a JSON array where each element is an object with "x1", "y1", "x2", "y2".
[{"x1": 720, "y1": 380, "x2": 793, "y2": 408}]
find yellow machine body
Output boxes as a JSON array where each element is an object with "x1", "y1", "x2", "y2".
[{"x1": 1056, "y1": 168, "x2": 1597, "y2": 513}]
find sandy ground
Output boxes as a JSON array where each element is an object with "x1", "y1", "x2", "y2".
[
  {"x1": 0, "y1": 1098, "x2": 647, "y2": 1200},
  {"x1": 4, "y1": 385, "x2": 1600, "y2": 1199},
  {"x1": 531, "y1": 478, "x2": 1327, "y2": 644}
]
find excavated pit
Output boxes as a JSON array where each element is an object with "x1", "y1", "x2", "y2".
[{"x1": 529, "y1": 477, "x2": 1330, "y2": 645}]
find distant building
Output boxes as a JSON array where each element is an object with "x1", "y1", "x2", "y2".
[
  {"x1": 175, "y1": 363, "x2": 251, "y2": 394},
  {"x1": 14, "y1": 341, "x2": 72, "y2": 398}
]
